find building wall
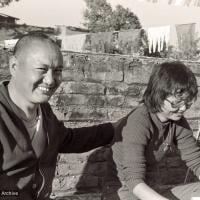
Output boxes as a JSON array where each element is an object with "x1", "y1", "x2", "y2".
[{"x1": 0, "y1": 51, "x2": 200, "y2": 199}]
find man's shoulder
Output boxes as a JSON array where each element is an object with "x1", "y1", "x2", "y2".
[
  {"x1": 40, "y1": 103, "x2": 60, "y2": 123},
  {"x1": 41, "y1": 102, "x2": 51, "y2": 109},
  {"x1": 40, "y1": 102, "x2": 54, "y2": 115}
]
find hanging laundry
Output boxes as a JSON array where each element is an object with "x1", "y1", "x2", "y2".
[
  {"x1": 169, "y1": 24, "x2": 179, "y2": 49},
  {"x1": 195, "y1": 22, "x2": 200, "y2": 39},
  {"x1": 137, "y1": 0, "x2": 200, "y2": 6},
  {"x1": 175, "y1": 23, "x2": 195, "y2": 50},
  {"x1": 147, "y1": 25, "x2": 170, "y2": 53},
  {"x1": 61, "y1": 34, "x2": 87, "y2": 52}
]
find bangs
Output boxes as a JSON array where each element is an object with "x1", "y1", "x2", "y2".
[
  {"x1": 143, "y1": 61, "x2": 198, "y2": 113},
  {"x1": 169, "y1": 71, "x2": 198, "y2": 101}
]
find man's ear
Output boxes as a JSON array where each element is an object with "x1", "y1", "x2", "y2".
[{"x1": 9, "y1": 56, "x2": 18, "y2": 77}]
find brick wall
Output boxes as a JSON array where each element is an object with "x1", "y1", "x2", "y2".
[
  {"x1": 50, "y1": 52, "x2": 200, "y2": 198},
  {"x1": 1, "y1": 51, "x2": 200, "y2": 199}
]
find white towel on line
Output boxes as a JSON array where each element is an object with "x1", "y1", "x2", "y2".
[{"x1": 147, "y1": 25, "x2": 170, "y2": 53}]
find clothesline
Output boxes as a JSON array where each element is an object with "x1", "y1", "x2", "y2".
[{"x1": 137, "y1": 0, "x2": 200, "y2": 6}]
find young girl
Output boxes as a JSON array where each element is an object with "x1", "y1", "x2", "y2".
[{"x1": 106, "y1": 61, "x2": 200, "y2": 200}]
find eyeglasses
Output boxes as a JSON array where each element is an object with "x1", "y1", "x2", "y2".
[{"x1": 165, "y1": 99, "x2": 193, "y2": 109}]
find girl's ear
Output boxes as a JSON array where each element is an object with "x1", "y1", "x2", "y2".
[{"x1": 9, "y1": 56, "x2": 18, "y2": 77}]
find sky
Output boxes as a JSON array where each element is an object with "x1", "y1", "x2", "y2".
[{"x1": 1, "y1": 0, "x2": 200, "y2": 28}]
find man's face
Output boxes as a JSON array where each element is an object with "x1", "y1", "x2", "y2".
[{"x1": 13, "y1": 40, "x2": 63, "y2": 105}]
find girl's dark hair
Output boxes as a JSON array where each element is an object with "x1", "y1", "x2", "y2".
[{"x1": 143, "y1": 61, "x2": 198, "y2": 113}]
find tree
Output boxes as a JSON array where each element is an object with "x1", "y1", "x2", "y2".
[
  {"x1": 110, "y1": 5, "x2": 141, "y2": 31},
  {"x1": 83, "y1": 0, "x2": 113, "y2": 33},
  {"x1": 0, "y1": 0, "x2": 19, "y2": 7},
  {"x1": 83, "y1": 0, "x2": 141, "y2": 32}
]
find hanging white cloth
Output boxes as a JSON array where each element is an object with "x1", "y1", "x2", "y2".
[
  {"x1": 137, "y1": 0, "x2": 200, "y2": 6},
  {"x1": 147, "y1": 25, "x2": 170, "y2": 53},
  {"x1": 61, "y1": 34, "x2": 87, "y2": 52}
]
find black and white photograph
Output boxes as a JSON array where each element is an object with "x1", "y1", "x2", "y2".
[{"x1": 1, "y1": 0, "x2": 200, "y2": 199}]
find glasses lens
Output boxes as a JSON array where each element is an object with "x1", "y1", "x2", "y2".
[
  {"x1": 185, "y1": 102, "x2": 193, "y2": 108},
  {"x1": 171, "y1": 101, "x2": 182, "y2": 109},
  {"x1": 171, "y1": 100, "x2": 193, "y2": 109}
]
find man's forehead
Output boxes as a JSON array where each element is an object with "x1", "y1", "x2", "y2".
[
  {"x1": 15, "y1": 37, "x2": 61, "y2": 56},
  {"x1": 25, "y1": 39, "x2": 57, "y2": 52}
]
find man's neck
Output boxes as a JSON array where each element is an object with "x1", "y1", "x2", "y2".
[{"x1": 8, "y1": 81, "x2": 38, "y2": 121}]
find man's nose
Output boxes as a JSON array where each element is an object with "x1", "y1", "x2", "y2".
[{"x1": 43, "y1": 70, "x2": 55, "y2": 85}]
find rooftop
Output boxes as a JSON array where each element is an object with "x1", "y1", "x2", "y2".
[{"x1": 0, "y1": 13, "x2": 19, "y2": 20}]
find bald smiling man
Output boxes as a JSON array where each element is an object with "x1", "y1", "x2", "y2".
[{"x1": 0, "y1": 32, "x2": 115, "y2": 200}]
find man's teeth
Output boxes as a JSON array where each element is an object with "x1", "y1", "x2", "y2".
[{"x1": 38, "y1": 87, "x2": 51, "y2": 92}]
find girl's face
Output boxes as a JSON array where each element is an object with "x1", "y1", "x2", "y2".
[{"x1": 157, "y1": 92, "x2": 194, "y2": 122}]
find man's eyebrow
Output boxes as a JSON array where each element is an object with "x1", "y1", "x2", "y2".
[
  {"x1": 42, "y1": 64, "x2": 49, "y2": 68},
  {"x1": 39, "y1": 64, "x2": 63, "y2": 69}
]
